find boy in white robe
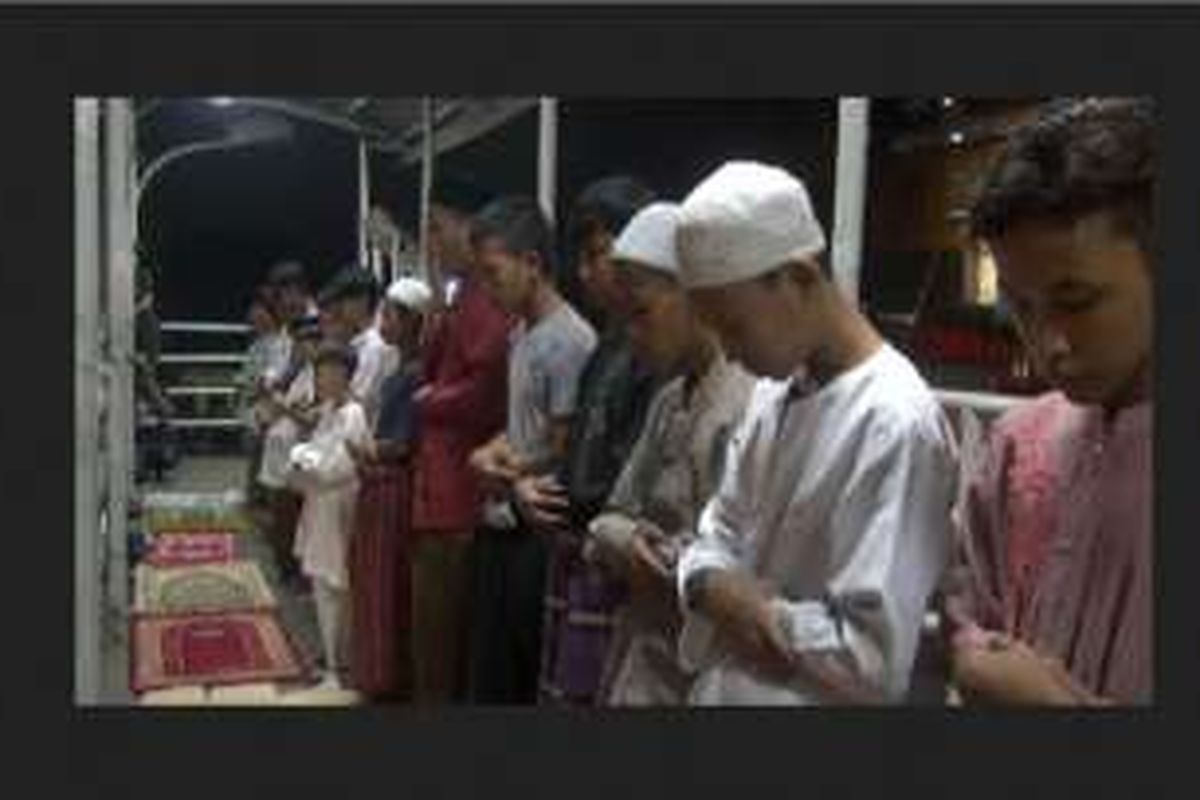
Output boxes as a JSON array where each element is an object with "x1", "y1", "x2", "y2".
[
  {"x1": 289, "y1": 342, "x2": 371, "y2": 688},
  {"x1": 673, "y1": 162, "x2": 957, "y2": 705}
]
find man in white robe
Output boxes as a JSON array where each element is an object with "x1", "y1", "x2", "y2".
[{"x1": 673, "y1": 161, "x2": 957, "y2": 705}]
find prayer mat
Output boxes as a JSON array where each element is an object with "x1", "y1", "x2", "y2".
[
  {"x1": 134, "y1": 561, "x2": 276, "y2": 615},
  {"x1": 144, "y1": 531, "x2": 236, "y2": 568},
  {"x1": 141, "y1": 491, "x2": 250, "y2": 535},
  {"x1": 207, "y1": 682, "x2": 281, "y2": 706},
  {"x1": 137, "y1": 685, "x2": 209, "y2": 706},
  {"x1": 131, "y1": 610, "x2": 306, "y2": 692},
  {"x1": 276, "y1": 685, "x2": 363, "y2": 706}
]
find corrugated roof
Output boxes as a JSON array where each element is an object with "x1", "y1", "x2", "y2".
[{"x1": 135, "y1": 96, "x2": 538, "y2": 164}]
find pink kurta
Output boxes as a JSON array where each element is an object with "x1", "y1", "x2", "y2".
[{"x1": 947, "y1": 392, "x2": 1153, "y2": 704}]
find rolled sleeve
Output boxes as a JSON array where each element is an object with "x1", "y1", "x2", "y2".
[
  {"x1": 789, "y1": 419, "x2": 954, "y2": 698},
  {"x1": 675, "y1": 417, "x2": 757, "y2": 673}
]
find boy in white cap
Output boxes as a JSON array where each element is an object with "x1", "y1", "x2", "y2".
[
  {"x1": 586, "y1": 202, "x2": 756, "y2": 705},
  {"x1": 346, "y1": 275, "x2": 434, "y2": 700},
  {"x1": 674, "y1": 161, "x2": 957, "y2": 705}
]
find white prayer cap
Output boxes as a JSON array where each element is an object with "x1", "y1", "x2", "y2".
[
  {"x1": 677, "y1": 161, "x2": 826, "y2": 290},
  {"x1": 385, "y1": 276, "x2": 434, "y2": 313},
  {"x1": 611, "y1": 202, "x2": 683, "y2": 277}
]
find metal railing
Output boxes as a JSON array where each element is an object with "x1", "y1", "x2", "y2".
[
  {"x1": 934, "y1": 388, "x2": 1022, "y2": 418},
  {"x1": 169, "y1": 418, "x2": 246, "y2": 430},
  {"x1": 157, "y1": 320, "x2": 249, "y2": 433},
  {"x1": 160, "y1": 321, "x2": 250, "y2": 335},
  {"x1": 160, "y1": 353, "x2": 246, "y2": 366},
  {"x1": 165, "y1": 386, "x2": 239, "y2": 397}
]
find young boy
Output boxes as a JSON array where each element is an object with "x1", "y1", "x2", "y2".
[
  {"x1": 321, "y1": 266, "x2": 400, "y2": 430},
  {"x1": 241, "y1": 287, "x2": 290, "y2": 506},
  {"x1": 256, "y1": 314, "x2": 321, "y2": 588},
  {"x1": 945, "y1": 98, "x2": 1154, "y2": 705},
  {"x1": 346, "y1": 276, "x2": 435, "y2": 700},
  {"x1": 673, "y1": 161, "x2": 957, "y2": 705},
  {"x1": 586, "y1": 201, "x2": 756, "y2": 705},
  {"x1": 289, "y1": 342, "x2": 371, "y2": 689},
  {"x1": 467, "y1": 196, "x2": 598, "y2": 703}
]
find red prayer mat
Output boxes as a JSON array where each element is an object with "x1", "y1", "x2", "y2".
[
  {"x1": 145, "y1": 532, "x2": 236, "y2": 568},
  {"x1": 131, "y1": 610, "x2": 307, "y2": 693}
]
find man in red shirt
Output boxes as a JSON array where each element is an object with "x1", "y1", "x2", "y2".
[{"x1": 409, "y1": 198, "x2": 514, "y2": 704}]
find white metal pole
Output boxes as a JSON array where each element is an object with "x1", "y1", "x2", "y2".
[
  {"x1": 74, "y1": 98, "x2": 102, "y2": 706},
  {"x1": 831, "y1": 97, "x2": 871, "y2": 307},
  {"x1": 103, "y1": 97, "x2": 137, "y2": 704},
  {"x1": 537, "y1": 97, "x2": 558, "y2": 224},
  {"x1": 419, "y1": 97, "x2": 436, "y2": 288},
  {"x1": 358, "y1": 137, "x2": 371, "y2": 273}
]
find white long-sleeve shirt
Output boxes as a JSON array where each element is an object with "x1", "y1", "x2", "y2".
[
  {"x1": 676, "y1": 344, "x2": 956, "y2": 705},
  {"x1": 350, "y1": 325, "x2": 400, "y2": 430}
]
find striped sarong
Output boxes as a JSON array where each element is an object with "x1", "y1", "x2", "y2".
[
  {"x1": 348, "y1": 461, "x2": 412, "y2": 700},
  {"x1": 537, "y1": 534, "x2": 626, "y2": 706}
]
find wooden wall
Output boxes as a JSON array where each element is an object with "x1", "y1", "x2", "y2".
[{"x1": 865, "y1": 101, "x2": 1043, "y2": 307}]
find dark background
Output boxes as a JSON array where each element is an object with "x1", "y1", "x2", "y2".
[
  {"x1": 138, "y1": 100, "x2": 361, "y2": 321},
  {"x1": 142, "y1": 97, "x2": 841, "y2": 323},
  {"x1": 4, "y1": 5, "x2": 1195, "y2": 800},
  {"x1": 138, "y1": 94, "x2": 984, "y2": 324}
]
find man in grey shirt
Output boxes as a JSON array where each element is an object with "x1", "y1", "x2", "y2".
[{"x1": 466, "y1": 196, "x2": 597, "y2": 703}]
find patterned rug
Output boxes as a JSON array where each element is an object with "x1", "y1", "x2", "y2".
[
  {"x1": 141, "y1": 491, "x2": 249, "y2": 535},
  {"x1": 137, "y1": 685, "x2": 209, "y2": 706},
  {"x1": 135, "y1": 561, "x2": 276, "y2": 615},
  {"x1": 207, "y1": 682, "x2": 283, "y2": 705},
  {"x1": 131, "y1": 610, "x2": 307, "y2": 693},
  {"x1": 144, "y1": 532, "x2": 236, "y2": 568}
]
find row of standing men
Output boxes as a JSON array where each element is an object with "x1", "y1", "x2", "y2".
[{"x1": 241, "y1": 97, "x2": 1152, "y2": 705}]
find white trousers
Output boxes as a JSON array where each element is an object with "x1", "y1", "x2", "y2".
[{"x1": 313, "y1": 577, "x2": 349, "y2": 677}]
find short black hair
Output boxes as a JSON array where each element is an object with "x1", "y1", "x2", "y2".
[
  {"x1": 267, "y1": 260, "x2": 307, "y2": 290},
  {"x1": 971, "y1": 98, "x2": 1156, "y2": 252},
  {"x1": 339, "y1": 265, "x2": 381, "y2": 308},
  {"x1": 469, "y1": 195, "x2": 557, "y2": 276},
  {"x1": 250, "y1": 286, "x2": 278, "y2": 317},
  {"x1": 316, "y1": 280, "x2": 340, "y2": 309},
  {"x1": 313, "y1": 341, "x2": 357, "y2": 376},
  {"x1": 563, "y1": 175, "x2": 656, "y2": 263},
  {"x1": 319, "y1": 265, "x2": 380, "y2": 309},
  {"x1": 288, "y1": 314, "x2": 321, "y2": 340}
]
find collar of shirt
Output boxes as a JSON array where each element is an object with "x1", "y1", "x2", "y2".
[
  {"x1": 785, "y1": 369, "x2": 822, "y2": 404},
  {"x1": 350, "y1": 326, "x2": 376, "y2": 350}
]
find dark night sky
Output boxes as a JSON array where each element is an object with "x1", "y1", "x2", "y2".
[
  {"x1": 139, "y1": 100, "x2": 359, "y2": 323},
  {"x1": 140, "y1": 97, "x2": 945, "y2": 325}
]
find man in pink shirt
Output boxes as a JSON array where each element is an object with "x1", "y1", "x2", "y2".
[{"x1": 945, "y1": 98, "x2": 1155, "y2": 705}]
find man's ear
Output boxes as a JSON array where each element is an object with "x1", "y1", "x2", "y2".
[
  {"x1": 523, "y1": 250, "x2": 546, "y2": 280},
  {"x1": 790, "y1": 258, "x2": 824, "y2": 288}
]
